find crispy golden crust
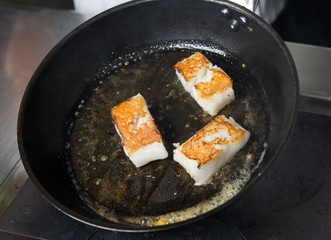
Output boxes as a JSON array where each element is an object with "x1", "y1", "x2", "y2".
[
  {"x1": 111, "y1": 95, "x2": 162, "y2": 156},
  {"x1": 174, "y1": 52, "x2": 211, "y2": 83},
  {"x1": 194, "y1": 68, "x2": 233, "y2": 99},
  {"x1": 180, "y1": 115, "x2": 246, "y2": 167}
]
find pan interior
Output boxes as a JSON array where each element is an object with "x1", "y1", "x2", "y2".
[{"x1": 65, "y1": 42, "x2": 268, "y2": 226}]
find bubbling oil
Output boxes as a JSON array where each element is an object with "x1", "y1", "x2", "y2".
[{"x1": 66, "y1": 42, "x2": 268, "y2": 227}]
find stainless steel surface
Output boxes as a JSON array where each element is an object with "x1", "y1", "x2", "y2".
[
  {"x1": 0, "y1": 160, "x2": 27, "y2": 213},
  {"x1": 229, "y1": 0, "x2": 260, "y2": 12},
  {"x1": 286, "y1": 42, "x2": 331, "y2": 116},
  {"x1": 0, "y1": 2, "x2": 330, "y2": 214},
  {"x1": 287, "y1": 42, "x2": 331, "y2": 101}
]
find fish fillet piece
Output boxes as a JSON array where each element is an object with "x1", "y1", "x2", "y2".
[
  {"x1": 174, "y1": 52, "x2": 212, "y2": 92},
  {"x1": 174, "y1": 52, "x2": 234, "y2": 116},
  {"x1": 173, "y1": 115, "x2": 250, "y2": 186},
  {"x1": 191, "y1": 66, "x2": 235, "y2": 116},
  {"x1": 111, "y1": 93, "x2": 168, "y2": 167}
]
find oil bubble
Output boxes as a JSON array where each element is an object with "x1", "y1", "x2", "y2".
[{"x1": 100, "y1": 155, "x2": 108, "y2": 161}]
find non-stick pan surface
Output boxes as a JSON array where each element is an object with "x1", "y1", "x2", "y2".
[
  {"x1": 18, "y1": 0, "x2": 298, "y2": 231},
  {"x1": 67, "y1": 47, "x2": 268, "y2": 225}
]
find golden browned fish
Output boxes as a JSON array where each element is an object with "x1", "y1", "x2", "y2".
[
  {"x1": 111, "y1": 93, "x2": 168, "y2": 167},
  {"x1": 173, "y1": 115, "x2": 250, "y2": 185}
]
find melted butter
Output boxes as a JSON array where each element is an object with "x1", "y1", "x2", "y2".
[{"x1": 121, "y1": 159, "x2": 253, "y2": 226}]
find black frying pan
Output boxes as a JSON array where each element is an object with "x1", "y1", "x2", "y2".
[{"x1": 17, "y1": 0, "x2": 298, "y2": 232}]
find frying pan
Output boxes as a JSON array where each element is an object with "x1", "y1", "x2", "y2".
[{"x1": 17, "y1": 0, "x2": 298, "y2": 232}]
